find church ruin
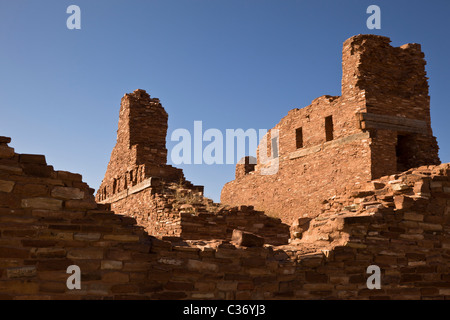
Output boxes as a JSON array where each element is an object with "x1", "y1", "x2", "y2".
[
  {"x1": 221, "y1": 34, "x2": 440, "y2": 224},
  {"x1": 0, "y1": 35, "x2": 448, "y2": 300}
]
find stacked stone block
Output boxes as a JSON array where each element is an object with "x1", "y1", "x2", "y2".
[
  {"x1": 96, "y1": 89, "x2": 189, "y2": 203},
  {"x1": 221, "y1": 35, "x2": 440, "y2": 224},
  {"x1": 0, "y1": 136, "x2": 154, "y2": 299},
  {"x1": 0, "y1": 136, "x2": 448, "y2": 299}
]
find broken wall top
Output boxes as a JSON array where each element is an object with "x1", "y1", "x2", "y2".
[
  {"x1": 97, "y1": 89, "x2": 186, "y2": 202},
  {"x1": 251, "y1": 34, "x2": 437, "y2": 167},
  {"x1": 112, "y1": 89, "x2": 168, "y2": 171}
]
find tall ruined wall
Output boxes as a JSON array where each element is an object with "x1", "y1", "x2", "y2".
[
  {"x1": 221, "y1": 35, "x2": 440, "y2": 224},
  {"x1": 343, "y1": 35, "x2": 440, "y2": 177},
  {"x1": 223, "y1": 95, "x2": 373, "y2": 224},
  {"x1": 95, "y1": 90, "x2": 290, "y2": 244},
  {"x1": 0, "y1": 136, "x2": 448, "y2": 299},
  {"x1": 96, "y1": 89, "x2": 186, "y2": 203},
  {"x1": 95, "y1": 89, "x2": 202, "y2": 235}
]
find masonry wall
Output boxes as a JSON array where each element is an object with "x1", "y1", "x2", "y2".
[
  {"x1": 222, "y1": 94, "x2": 373, "y2": 224},
  {"x1": 96, "y1": 89, "x2": 186, "y2": 203},
  {"x1": 221, "y1": 35, "x2": 440, "y2": 224},
  {"x1": 105, "y1": 182, "x2": 291, "y2": 246},
  {"x1": 0, "y1": 137, "x2": 155, "y2": 299},
  {"x1": 0, "y1": 136, "x2": 448, "y2": 299},
  {"x1": 95, "y1": 89, "x2": 290, "y2": 244},
  {"x1": 1, "y1": 34, "x2": 446, "y2": 300},
  {"x1": 343, "y1": 36, "x2": 440, "y2": 177}
]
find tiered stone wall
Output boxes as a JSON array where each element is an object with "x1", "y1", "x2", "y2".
[
  {"x1": 0, "y1": 136, "x2": 448, "y2": 299},
  {"x1": 178, "y1": 206, "x2": 290, "y2": 246},
  {"x1": 1, "y1": 34, "x2": 447, "y2": 300},
  {"x1": 348, "y1": 36, "x2": 440, "y2": 176},
  {"x1": 221, "y1": 34, "x2": 440, "y2": 224},
  {"x1": 102, "y1": 180, "x2": 290, "y2": 246},
  {"x1": 96, "y1": 89, "x2": 188, "y2": 203},
  {"x1": 0, "y1": 136, "x2": 155, "y2": 299},
  {"x1": 96, "y1": 90, "x2": 290, "y2": 245}
]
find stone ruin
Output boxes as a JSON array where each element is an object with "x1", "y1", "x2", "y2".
[
  {"x1": 222, "y1": 34, "x2": 440, "y2": 224},
  {"x1": 0, "y1": 34, "x2": 448, "y2": 300},
  {"x1": 95, "y1": 89, "x2": 291, "y2": 245}
]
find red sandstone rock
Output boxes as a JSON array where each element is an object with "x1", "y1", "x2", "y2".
[
  {"x1": 231, "y1": 229, "x2": 264, "y2": 247},
  {"x1": 0, "y1": 35, "x2": 448, "y2": 301}
]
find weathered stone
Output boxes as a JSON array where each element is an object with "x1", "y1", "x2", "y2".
[
  {"x1": 74, "y1": 233, "x2": 101, "y2": 241},
  {"x1": 19, "y1": 154, "x2": 46, "y2": 165},
  {"x1": 0, "y1": 180, "x2": 15, "y2": 193},
  {"x1": 430, "y1": 181, "x2": 443, "y2": 189},
  {"x1": 187, "y1": 259, "x2": 218, "y2": 272},
  {"x1": 67, "y1": 248, "x2": 104, "y2": 260},
  {"x1": 31, "y1": 248, "x2": 66, "y2": 259},
  {"x1": 0, "y1": 145, "x2": 15, "y2": 159},
  {"x1": 191, "y1": 293, "x2": 215, "y2": 299},
  {"x1": 101, "y1": 260, "x2": 123, "y2": 270},
  {"x1": 403, "y1": 212, "x2": 424, "y2": 222},
  {"x1": 418, "y1": 222, "x2": 443, "y2": 231},
  {"x1": 179, "y1": 204, "x2": 194, "y2": 210},
  {"x1": 0, "y1": 165, "x2": 22, "y2": 174},
  {"x1": 65, "y1": 200, "x2": 97, "y2": 210},
  {"x1": 391, "y1": 183, "x2": 410, "y2": 192},
  {"x1": 56, "y1": 171, "x2": 82, "y2": 182},
  {"x1": 0, "y1": 136, "x2": 11, "y2": 144},
  {"x1": 0, "y1": 280, "x2": 39, "y2": 294},
  {"x1": 102, "y1": 272, "x2": 129, "y2": 283},
  {"x1": 394, "y1": 196, "x2": 415, "y2": 210},
  {"x1": 103, "y1": 234, "x2": 139, "y2": 242},
  {"x1": 51, "y1": 187, "x2": 84, "y2": 200},
  {"x1": 13, "y1": 184, "x2": 48, "y2": 197},
  {"x1": 21, "y1": 198, "x2": 62, "y2": 210},
  {"x1": 6, "y1": 266, "x2": 37, "y2": 279},
  {"x1": 231, "y1": 229, "x2": 264, "y2": 247}
]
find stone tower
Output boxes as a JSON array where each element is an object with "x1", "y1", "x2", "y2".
[
  {"x1": 96, "y1": 89, "x2": 185, "y2": 202},
  {"x1": 341, "y1": 35, "x2": 440, "y2": 177},
  {"x1": 221, "y1": 34, "x2": 441, "y2": 223}
]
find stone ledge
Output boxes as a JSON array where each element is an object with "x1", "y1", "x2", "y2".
[
  {"x1": 99, "y1": 177, "x2": 160, "y2": 204},
  {"x1": 289, "y1": 131, "x2": 370, "y2": 160},
  {"x1": 357, "y1": 112, "x2": 428, "y2": 134},
  {"x1": 0, "y1": 136, "x2": 11, "y2": 144}
]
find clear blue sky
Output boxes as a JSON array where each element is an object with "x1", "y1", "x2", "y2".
[{"x1": 1, "y1": 0, "x2": 449, "y2": 202}]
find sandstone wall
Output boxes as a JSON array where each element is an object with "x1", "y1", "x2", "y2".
[
  {"x1": 345, "y1": 35, "x2": 440, "y2": 176},
  {"x1": 1, "y1": 136, "x2": 448, "y2": 299},
  {"x1": 0, "y1": 136, "x2": 154, "y2": 299},
  {"x1": 222, "y1": 94, "x2": 373, "y2": 224},
  {"x1": 105, "y1": 180, "x2": 290, "y2": 246},
  {"x1": 221, "y1": 35, "x2": 440, "y2": 224},
  {"x1": 95, "y1": 90, "x2": 290, "y2": 245},
  {"x1": 96, "y1": 89, "x2": 187, "y2": 203}
]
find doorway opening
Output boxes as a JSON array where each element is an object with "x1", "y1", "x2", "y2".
[{"x1": 396, "y1": 134, "x2": 414, "y2": 172}]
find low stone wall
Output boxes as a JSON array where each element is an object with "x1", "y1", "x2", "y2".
[
  {"x1": 0, "y1": 137, "x2": 448, "y2": 299},
  {"x1": 0, "y1": 137, "x2": 154, "y2": 299},
  {"x1": 104, "y1": 182, "x2": 290, "y2": 246},
  {"x1": 179, "y1": 206, "x2": 290, "y2": 246}
]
